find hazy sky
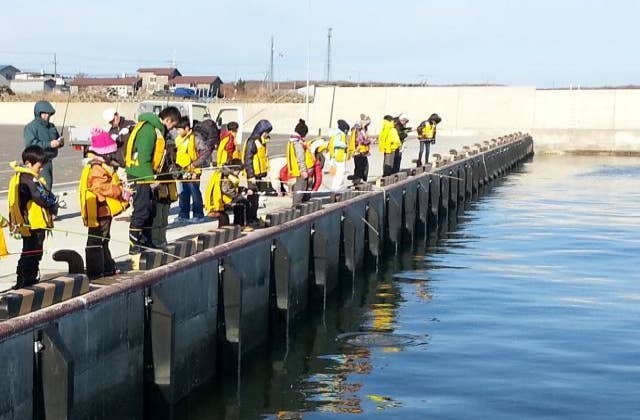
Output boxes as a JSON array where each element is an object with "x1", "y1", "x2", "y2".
[{"x1": 1, "y1": 0, "x2": 638, "y2": 87}]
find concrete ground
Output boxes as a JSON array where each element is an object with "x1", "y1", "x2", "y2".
[{"x1": 0, "y1": 123, "x2": 477, "y2": 290}]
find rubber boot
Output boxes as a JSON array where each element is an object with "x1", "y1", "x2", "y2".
[{"x1": 129, "y1": 229, "x2": 144, "y2": 255}]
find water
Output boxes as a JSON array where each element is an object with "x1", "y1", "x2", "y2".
[{"x1": 176, "y1": 155, "x2": 640, "y2": 419}]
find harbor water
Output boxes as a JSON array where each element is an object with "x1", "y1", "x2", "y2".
[{"x1": 175, "y1": 154, "x2": 640, "y2": 419}]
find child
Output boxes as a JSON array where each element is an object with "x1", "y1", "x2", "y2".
[
  {"x1": 327, "y1": 120, "x2": 350, "y2": 191},
  {"x1": 8, "y1": 145, "x2": 59, "y2": 288},
  {"x1": 80, "y1": 129, "x2": 131, "y2": 277},
  {"x1": 416, "y1": 113, "x2": 441, "y2": 166},
  {"x1": 287, "y1": 119, "x2": 315, "y2": 204},
  {"x1": 174, "y1": 117, "x2": 205, "y2": 223},
  {"x1": 217, "y1": 121, "x2": 240, "y2": 167},
  {"x1": 204, "y1": 159, "x2": 244, "y2": 227}
]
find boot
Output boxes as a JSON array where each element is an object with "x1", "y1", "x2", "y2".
[{"x1": 128, "y1": 229, "x2": 144, "y2": 255}]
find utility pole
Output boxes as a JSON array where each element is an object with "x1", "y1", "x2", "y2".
[
  {"x1": 52, "y1": 53, "x2": 58, "y2": 78},
  {"x1": 326, "y1": 28, "x2": 332, "y2": 83},
  {"x1": 269, "y1": 35, "x2": 275, "y2": 90}
]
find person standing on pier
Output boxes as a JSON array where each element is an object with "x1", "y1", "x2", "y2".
[
  {"x1": 349, "y1": 114, "x2": 372, "y2": 183},
  {"x1": 217, "y1": 121, "x2": 240, "y2": 167},
  {"x1": 416, "y1": 113, "x2": 441, "y2": 166},
  {"x1": 287, "y1": 119, "x2": 314, "y2": 204},
  {"x1": 174, "y1": 117, "x2": 205, "y2": 224},
  {"x1": 80, "y1": 129, "x2": 131, "y2": 277},
  {"x1": 125, "y1": 106, "x2": 181, "y2": 254},
  {"x1": 242, "y1": 119, "x2": 272, "y2": 227},
  {"x1": 8, "y1": 146, "x2": 59, "y2": 288},
  {"x1": 379, "y1": 115, "x2": 402, "y2": 176},
  {"x1": 103, "y1": 108, "x2": 135, "y2": 168},
  {"x1": 23, "y1": 101, "x2": 63, "y2": 191},
  {"x1": 328, "y1": 120, "x2": 350, "y2": 190}
]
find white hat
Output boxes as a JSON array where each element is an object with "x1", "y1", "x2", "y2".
[{"x1": 102, "y1": 108, "x2": 117, "y2": 124}]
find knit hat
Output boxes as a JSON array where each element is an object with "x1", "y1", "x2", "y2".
[
  {"x1": 295, "y1": 119, "x2": 309, "y2": 137},
  {"x1": 90, "y1": 128, "x2": 117, "y2": 155},
  {"x1": 102, "y1": 108, "x2": 117, "y2": 124},
  {"x1": 337, "y1": 119, "x2": 350, "y2": 134},
  {"x1": 359, "y1": 113, "x2": 371, "y2": 128}
]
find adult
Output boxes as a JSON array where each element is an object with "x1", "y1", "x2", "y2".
[
  {"x1": 102, "y1": 107, "x2": 135, "y2": 167},
  {"x1": 125, "y1": 106, "x2": 181, "y2": 253},
  {"x1": 23, "y1": 101, "x2": 63, "y2": 190},
  {"x1": 379, "y1": 115, "x2": 402, "y2": 176}
]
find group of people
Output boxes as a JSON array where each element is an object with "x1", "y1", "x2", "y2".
[{"x1": 6, "y1": 101, "x2": 441, "y2": 288}]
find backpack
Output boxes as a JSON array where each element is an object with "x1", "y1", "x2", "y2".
[{"x1": 193, "y1": 119, "x2": 220, "y2": 150}]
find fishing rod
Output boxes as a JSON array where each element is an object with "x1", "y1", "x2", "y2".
[
  {"x1": 58, "y1": 89, "x2": 72, "y2": 147},
  {"x1": 0, "y1": 216, "x2": 181, "y2": 260}
]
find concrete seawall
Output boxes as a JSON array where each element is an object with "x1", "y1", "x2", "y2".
[
  {"x1": 0, "y1": 133, "x2": 533, "y2": 419},
  {"x1": 1, "y1": 86, "x2": 638, "y2": 153}
]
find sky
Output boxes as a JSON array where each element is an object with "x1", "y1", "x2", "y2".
[{"x1": 1, "y1": 0, "x2": 639, "y2": 87}]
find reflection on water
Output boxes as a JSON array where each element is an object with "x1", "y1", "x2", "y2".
[{"x1": 176, "y1": 155, "x2": 640, "y2": 419}]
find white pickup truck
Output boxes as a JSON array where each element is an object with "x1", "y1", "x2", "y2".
[{"x1": 69, "y1": 101, "x2": 244, "y2": 152}]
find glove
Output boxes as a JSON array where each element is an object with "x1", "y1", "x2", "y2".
[{"x1": 121, "y1": 189, "x2": 133, "y2": 201}]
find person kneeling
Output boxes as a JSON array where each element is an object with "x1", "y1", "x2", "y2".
[{"x1": 204, "y1": 159, "x2": 252, "y2": 229}]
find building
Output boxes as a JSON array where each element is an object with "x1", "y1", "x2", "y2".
[
  {"x1": 0, "y1": 65, "x2": 20, "y2": 86},
  {"x1": 170, "y1": 76, "x2": 223, "y2": 98},
  {"x1": 137, "y1": 67, "x2": 181, "y2": 93},
  {"x1": 10, "y1": 78, "x2": 56, "y2": 94},
  {"x1": 69, "y1": 77, "x2": 142, "y2": 97}
]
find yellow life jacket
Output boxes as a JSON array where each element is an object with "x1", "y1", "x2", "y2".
[
  {"x1": 79, "y1": 159, "x2": 129, "y2": 228},
  {"x1": 378, "y1": 120, "x2": 392, "y2": 153},
  {"x1": 328, "y1": 132, "x2": 348, "y2": 163},
  {"x1": 422, "y1": 123, "x2": 436, "y2": 140},
  {"x1": 204, "y1": 170, "x2": 239, "y2": 213},
  {"x1": 217, "y1": 132, "x2": 238, "y2": 168},
  {"x1": 0, "y1": 215, "x2": 8, "y2": 257},
  {"x1": 347, "y1": 130, "x2": 357, "y2": 159},
  {"x1": 379, "y1": 120, "x2": 401, "y2": 153},
  {"x1": 242, "y1": 138, "x2": 269, "y2": 178},
  {"x1": 125, "y1": 121, "x2": 166, "y2": 173},
  {"x1": 286, "y1": 139, "x2": 316, "y2": 177},
  {"x1": 8, "y1": 162, "x2": 53, "y2": 237},
  {"x1": 175, "y1": 131, "x2": 202, "y2": 175}
]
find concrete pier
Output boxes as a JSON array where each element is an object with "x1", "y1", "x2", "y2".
[{"x1": 0, "y1": 133, "x2": 533, "y2": 419}]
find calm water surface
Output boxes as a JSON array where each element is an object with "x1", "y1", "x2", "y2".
[{"x1": 178, "y1": 155, "x2": 640, "y2": 419}]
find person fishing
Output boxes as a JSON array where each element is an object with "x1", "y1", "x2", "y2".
[
  {"x1": 125, "y1": 106, "x2": 181, "y2": 254},
  {"x1": 23, "y1": 101, "x2": 64, "y2": 190},
  {"x1": 242, "y1": 119, "x2": 272, "y2": 227},
  {"x1": 8, "y1": 146, "x2": 59, "y2": 288},
  {"x1": 79, "y1": 129, "x2": 131, "y2": 277},
  {"x1": 286, "y1": 119, "x2": 315, "y2": 204},
  {"x1": 416, "y1": 113, "x2": 441, "y2": 166}
]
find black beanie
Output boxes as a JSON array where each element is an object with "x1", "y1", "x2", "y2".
[
  {"x1": 295, "y1": 119, "x2": 309, "y2": 137},
  {"x1": 337, "y1": 119, "x2": 350, "y2": 134}
]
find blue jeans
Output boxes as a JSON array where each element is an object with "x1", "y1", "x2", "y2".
[
  {"x1": 418, "y1": 141, "x2": 431, "y2": 164},
  {"x1": 178, "y1": 180, "x2": 204, "y2": 219}
]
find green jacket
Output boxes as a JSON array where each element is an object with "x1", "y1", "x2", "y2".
[
  {"x1": 125, "y1": 112, "x2": 165, "y2": 180},
  {"x1": 23, "y1": 101, "x2": 60, "y2": 159}
]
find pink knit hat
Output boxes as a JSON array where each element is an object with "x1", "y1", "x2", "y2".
[{"x1": 90, "y1": 128, "x2": 117, "y2": 155}]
